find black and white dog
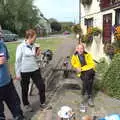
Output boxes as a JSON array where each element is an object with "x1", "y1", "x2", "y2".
[
  {"x1": 36, "y1": 49, "x2": 53, "y2": 68},
  {"x1": 29, "y1": 49, "x2": 53, "y2": 96},
  {"x1": 40, "y1": 49, "x2": 53, "y2": 68}
]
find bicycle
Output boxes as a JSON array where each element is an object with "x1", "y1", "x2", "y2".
[{"x1": 28, "y1": 49, "x2": 53, "y2": 96}]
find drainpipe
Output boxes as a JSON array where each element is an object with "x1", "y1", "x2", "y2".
[
  {"x1": 79, "y1": 0, "x2": 81, "y2": 44},
  {"x1": 79, "y1": 0, "x2": 81, "y2": 24}
]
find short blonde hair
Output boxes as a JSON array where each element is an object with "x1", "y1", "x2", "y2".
[
  {"x1": 25, "y1": 29, "x2": 36, "y2": 39},
  {"x1": 75, "y1": 43, "x2": 85, "y2": 51}
]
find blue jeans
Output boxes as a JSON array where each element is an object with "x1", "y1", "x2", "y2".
[{"x1": 0, "y1": 81, "x2": 24, "y2": 120}]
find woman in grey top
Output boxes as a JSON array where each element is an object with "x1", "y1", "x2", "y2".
[{"x1": 15, "y1": 29, "x2": 47, "y2": 112}]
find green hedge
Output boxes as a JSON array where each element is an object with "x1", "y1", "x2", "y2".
[
  {"x1": 101, "y1": 53, "x2": 120, "y2": 99},
  {"x1": 96, "y1": 58, "x2": 109, "y2": 76},
  {"x1": 94, "y1": 58, "x2": 109, "y2": 91}
]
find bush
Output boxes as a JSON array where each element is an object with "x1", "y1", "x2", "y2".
[
  {"x1": 112, "y1": 40, "x2": 120, "y2": 54},
  {"x1": 96, "y1": 58, "x2": 109, "y2": 76},
  {"x1": 101, "y1": 53, "x2": 120, "y2": 99},
  {"x1": 94, "y1": 58, "x2": 109, "y2": 91}
]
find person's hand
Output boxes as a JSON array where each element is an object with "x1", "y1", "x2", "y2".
[
  {"x1": 36, "y1": 48, "x2": 41, "y2": 56},
  {"x1": 15, "y1": 76, "x2": 21, "y2": 81},
  {"x1": 0, "y1": 56, "x2": 5, "y2": 65},
  {"x1": 76, "y1": 68, "x2": 81, "y2": 73}
]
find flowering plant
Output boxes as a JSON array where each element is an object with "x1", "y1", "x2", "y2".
[
  {"x1": 114, "y1": 26, "x2": 120, "y2": 40},
  {"x1": 82, "y1": 34, "x2": 93, "y2": 46},
  {"x1": 82, "y1": 27, "x2": 102, "y2": 46},
  {"x1": 87, "y1": 27, "x2": 102, "y2": 36},
  {"x1": 87, "y1": 27, "x2": 93, "y2": 35},
  {"x1": 92, "y1": 27, "x2": 102, "y2": 36}
]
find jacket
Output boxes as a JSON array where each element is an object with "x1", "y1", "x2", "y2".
[
  {"x1": 15, "y1": 40, "x2": 39, "y2": 77},
  {"x1": 0, "y1": 41, "x2": 11, "y2": 87},
  {"x1": 71, "y1": 52, "x2": 95, "y2": 77}
]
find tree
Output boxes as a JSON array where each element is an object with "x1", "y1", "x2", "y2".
[
  {"x1": 0, "y1": 0, "x2": 18, "y2": 32},
  {"x1": 0, "y1": 0, "x2": 40, "y2": 36},
  {"x1": 51, "y1": 21, "x2": 61, "y2": 32},
  {"x1": 14, "y1": 0, "x2": 40, "y2": 35},
  {"x1": 60, "y1": 22, "x2": 74, "y2": 32},
  {"x1": 48, "y1": 18, "x2": 57, "y2": 23}
]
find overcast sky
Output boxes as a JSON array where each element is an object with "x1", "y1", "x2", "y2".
[{"x1": 34, "y1": 0, "x2": 79, "y2": 23}]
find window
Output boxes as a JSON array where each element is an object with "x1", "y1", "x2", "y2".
[
  {"x1": 115, "y1": 9, "x2": 120, "y2": 25},
  {"x1": 84, "y1": 18, "x2": 93, "y2": 27},
  {"x1": 100, "y1": 0, "x2": 110, "y2": 9},
  {"x1": 84, "y1": 18, "x2": 93, "y2": 41}
]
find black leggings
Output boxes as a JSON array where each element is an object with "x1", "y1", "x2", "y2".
[
  {"x1": 80, "y1": 69, "x2": 95, "y2": 96},
  {"x1": 21, "y1": 69, "x2": 45, "y2": 105}
]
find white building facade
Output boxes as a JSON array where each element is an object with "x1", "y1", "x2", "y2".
[{"x1": 80, "y1": 0, "x2": 120, "y2": 61}]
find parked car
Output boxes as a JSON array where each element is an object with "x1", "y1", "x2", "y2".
[
  {"x1": 2, "y1": 30, "x2": 18, "y2": 42},
  {"x1": 63, "y1": 31, "x2": 70, "y2": 35}
]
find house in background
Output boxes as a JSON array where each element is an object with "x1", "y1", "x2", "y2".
[
  {"x1": 40, "y1": 15, "x2": 51, "y2": 35},
  {"x1": 35, "y1": 14, "x2": 51, "y2": 37},
  {"x1": 80, "y1": 0, "x2": 120, "y2": 61}
]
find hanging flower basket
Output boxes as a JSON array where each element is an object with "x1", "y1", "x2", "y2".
[
  {"x1": 87, "y1": 27, "x2": 93, "y2": 35},
  {"x1": 81, "y1": 0, "x2": 92, "y2": 6},
  {"x1": 82, "y1": 34, "x2": 93, "y2": 46},
  {"x1": 71, "y1": 24, "x2": 82, "y2": 35},
  {"x1": 92, "y1": 27, "x2": 102, "y2": 36},
  {"x1": 87, "y1": 27, "x2": 102, "y2": 36}
]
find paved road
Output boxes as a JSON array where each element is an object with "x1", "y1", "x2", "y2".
[{"x1": 17, "y1": 34, "x2": 72, "y2": 42}]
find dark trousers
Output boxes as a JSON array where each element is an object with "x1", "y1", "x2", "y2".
[
  {"x1": 80, "y1": 69, "x2": 95, "y2": 97},
  {"x1": 21, "y1": 69, "x2": 46, "y2": 106},
  {"x1": 0, "y1": 81, "x2": 23, "y2": 119}
]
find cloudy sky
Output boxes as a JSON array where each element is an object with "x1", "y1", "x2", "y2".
[{"x1": 34, "y1": 0, "x2": 79, "y2": 23}]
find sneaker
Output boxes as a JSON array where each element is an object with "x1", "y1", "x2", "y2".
[
  {"x1": 13, "y1": 115, "x2": 26, "y2": 120},
  {"x1": 24, "y1": 105, "x2": 33, "y2": 112},
  {"x1": 88, "y1": 98, "x2": 94, "y2": 107},
  {"x1": 40, "y1": 103, "x2": 52, "y2": 110},
  {"x1": 40, "y1": 103, "x2": 48, "y2": 109}
]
